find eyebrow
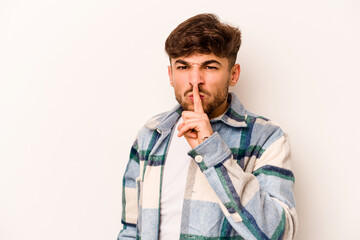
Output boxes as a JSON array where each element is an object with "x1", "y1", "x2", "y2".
[{"x1": 174, "y1": 59, "x2": 222, "y2": 67}]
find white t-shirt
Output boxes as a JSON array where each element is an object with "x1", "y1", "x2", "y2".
[{"x1": 159, "y1": 117, "x2": 192, "y2": 239}]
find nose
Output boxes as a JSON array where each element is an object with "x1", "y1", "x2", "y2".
[{"x1": 189, "y1": 65, "x2": 204, "y2": 86}]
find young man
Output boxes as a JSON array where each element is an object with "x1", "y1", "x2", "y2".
[{"x1": 118, "y1": 14, "x2": 298, "y2": 240}]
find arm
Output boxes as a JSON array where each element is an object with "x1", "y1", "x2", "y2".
[
  {"x1": 178, "y1": 85, "x2": 297, "y2": 239},
  {"x1": 188, "y1": 131, "x2": 298, "y2": 239},
  {"x1": 117, "y1": 139, "x2": 140, "y2": 240}
]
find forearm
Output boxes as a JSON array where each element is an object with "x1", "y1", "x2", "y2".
[{"x1": 188, "y1": 132, "x2": 298, "y2": 239}]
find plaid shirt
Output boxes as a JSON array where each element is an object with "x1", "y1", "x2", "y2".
[{"x1": 118, "y1": 93, "x2": 298, "y2": 240}]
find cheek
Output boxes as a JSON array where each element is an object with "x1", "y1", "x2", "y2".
[
  {"x1": 172, "y1": 83, "x2": 184, "y2": 97},
  {"x1": 172, "y1": 78, "x2": 186, "y2": 90},
  {"x1": 172, "y1": 81, "x2": 180, "y2": 90},
  {"x1": 205, "y1": 71, "x2": 226, "y2": 81}
]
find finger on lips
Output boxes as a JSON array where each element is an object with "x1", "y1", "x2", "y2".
[
  {"x1": 182, "y1": 111, "x2": 205, "y2": 119},
  {"x1": 192, "y1": 84, "x2": 204, "y2": 113},
  {"x1": 177, "y1": 85, "x2": 207, "y2": 140}
]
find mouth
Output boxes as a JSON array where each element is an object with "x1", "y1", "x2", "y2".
[{"x1": 189, "y1": 94, "x2": 205, "y2": 102}]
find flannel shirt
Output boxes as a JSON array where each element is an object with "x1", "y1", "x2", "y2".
[{"x1": 118, "y1": 93, "x2": 298, "y2": 240}]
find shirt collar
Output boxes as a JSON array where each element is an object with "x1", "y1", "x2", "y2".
[
  {"x1": 145, "y1": 92, "x2": 247, "y2": 132},
  {"x1": 212, "y1": 93, "x2": 248, "y2": 128}
]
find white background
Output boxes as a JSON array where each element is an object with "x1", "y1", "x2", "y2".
[{"x1": 1, "y1": 0, "x2": 359, "y2": 239}]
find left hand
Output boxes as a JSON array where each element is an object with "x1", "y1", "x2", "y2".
[{"x1": 177, "y1": 84, "x2": 213, "y2": 148}]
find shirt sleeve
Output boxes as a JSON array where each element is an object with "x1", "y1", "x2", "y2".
[
  {"x1": 188, "y1": 131, "x2": 298, "y2": 240},
  {"x1": 117, "y1": 139, "x2": 140, "y2": 240}
]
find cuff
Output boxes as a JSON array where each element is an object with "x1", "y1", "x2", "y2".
[{"x1": 187, "y1": 132, "x2": 232, "y2": 171}]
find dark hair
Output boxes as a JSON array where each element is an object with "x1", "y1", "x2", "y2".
[{"x1": 165, "y1": 13, "x2": 241, "y2": 67}]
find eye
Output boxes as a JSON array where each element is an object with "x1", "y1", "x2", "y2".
[
  {"x1": 205, "y1": 66, "x2": 218, "y2": 70},
  {"x1": 176, "y1": 65, "x2": 188, "y2": 70}
]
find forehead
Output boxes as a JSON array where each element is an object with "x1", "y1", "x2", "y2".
[{"x1": 171, "y1": 53, "x2": 229, "y2": 66}]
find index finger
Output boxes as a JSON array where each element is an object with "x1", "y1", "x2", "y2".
[{"x1": 192, "y1": 84, "x2": 204, "y2": 113}]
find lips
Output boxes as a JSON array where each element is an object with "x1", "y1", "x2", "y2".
[{"x1": 189, "y1": 94, "x2": 205, "y2": 101}]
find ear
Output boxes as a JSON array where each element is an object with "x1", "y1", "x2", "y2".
[
  {"x1": 229, "y1": 64, "x2": 240, "y2": 87},
  {"x1": 168, "y1": 65, "x2": 174, "y2": 87}
]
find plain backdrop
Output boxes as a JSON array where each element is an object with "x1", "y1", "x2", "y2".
[{"x1": 1, "y1": 0, "x2": 359, "y2": 239}]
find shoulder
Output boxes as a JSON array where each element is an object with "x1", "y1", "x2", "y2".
[
  {"x1": 136, "y1": 111, "x2": 168, "y2": 140},
  {"x1": 245, "y1": 110, "x2": 287, "y2": 150},
  {"x1": 136, "y1": 106, "x2": 181, "y2": 146},
  {"x1": 144, "y1": 110, "x2": 172, "y2": 130}
]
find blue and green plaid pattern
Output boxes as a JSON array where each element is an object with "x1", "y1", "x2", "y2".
[{"x1": 118, "y1": 93, "x2": 297, "y2": 240}]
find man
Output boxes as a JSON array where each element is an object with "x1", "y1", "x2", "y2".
[{"x1": 118, "y1": 13, "x2": 298, "y2": 240}]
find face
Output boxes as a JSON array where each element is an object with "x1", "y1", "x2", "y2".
[{"x1": 168, "y1": 53, "x2": 240, "y2": 118}]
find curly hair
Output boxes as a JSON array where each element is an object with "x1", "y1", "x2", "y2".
[{"x1": 165, "y1": 13, "x2": 241, "y2": 67}]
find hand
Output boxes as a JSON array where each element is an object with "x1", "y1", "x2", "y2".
[{"x1": 177, "y1": 84, "x2": 213, "y2": 148}]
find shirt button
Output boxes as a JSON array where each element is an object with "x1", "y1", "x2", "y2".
[{"x1": 195, "y1": 155, "x2": 203, "y2": 163}]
